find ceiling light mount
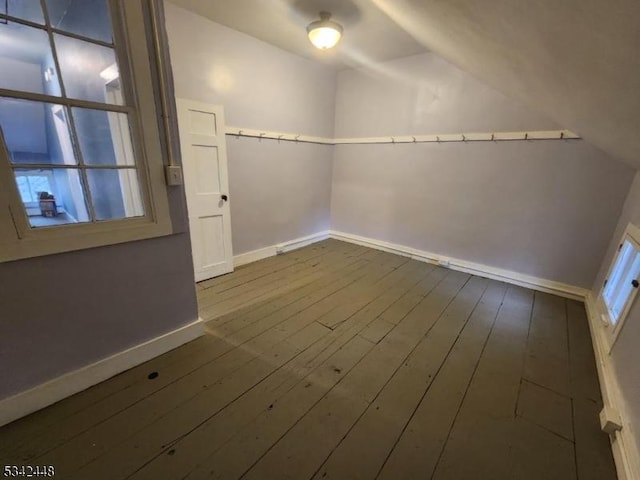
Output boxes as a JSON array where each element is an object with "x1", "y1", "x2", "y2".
[{"x1": 307, "y1": 11, "x2": 343, "y2": 50}]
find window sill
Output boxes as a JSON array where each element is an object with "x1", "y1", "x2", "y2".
[{"x1": 0, "y1": 216, "x2": 173, "y2": 263}]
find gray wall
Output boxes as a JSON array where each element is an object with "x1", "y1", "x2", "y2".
[
  {"x1": 593, "y1": 171, "x2": 640, "y2": 451},
  {"x1": 0, "y1": 2, "x2": 198, "y2": 399},
  {"x1": 164, "y1": 3, "x2": 336, "y2": 255},
  {"x1": 331, "y1": 53, "x2": 634, "y2": 288}
]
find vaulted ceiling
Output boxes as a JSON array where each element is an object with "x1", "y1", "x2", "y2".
[{"x1": 167, "y1": 0, "x2": 640, "y2": 170}]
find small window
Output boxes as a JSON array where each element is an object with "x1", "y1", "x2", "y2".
[{"x1": 601, "y1": 224, "x2": 640, "y2": 339}]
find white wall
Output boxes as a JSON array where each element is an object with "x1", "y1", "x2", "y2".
[
  {"x1": 593, "y1": 171, "x2": 640, "y2": 453},
  {"x1": 164, "y1": 2, "x2": 336, "y2": 255},
  {"x1": 331, "y1": 53, "x2": 634, "y2": 289}
]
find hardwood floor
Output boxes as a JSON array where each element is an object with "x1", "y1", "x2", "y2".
[{"x1": 0, "y1": 239, "x2": 617, "y2": 479}]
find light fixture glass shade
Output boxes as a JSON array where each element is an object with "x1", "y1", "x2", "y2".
[{"x1": 307, "y1": 12, "x2": 343, "y2": 50}]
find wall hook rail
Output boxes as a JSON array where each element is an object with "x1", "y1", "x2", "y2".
[{"x1": 224, "y1": 127, "x2": 580, "y2": 146}]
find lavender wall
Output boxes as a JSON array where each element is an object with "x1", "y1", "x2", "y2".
[
  {"x1": 331, "y1": 53, "x2": 634, "y2": 288},
  {"x1": 164, "y1": 3, "x2": 336, "y2": 255}
]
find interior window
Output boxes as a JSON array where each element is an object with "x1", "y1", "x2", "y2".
[
  {"x1": 0, "y1": 0, "x2": 145, "y2": 228},
  {"x1": 0, "y1": 0, "x2": 45, "y2": 25}
]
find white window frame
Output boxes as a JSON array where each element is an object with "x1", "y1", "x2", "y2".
[
  {"x1": 599, "y1": 222, "x2": 640, "y2": 349},
  {"x1": 0, "y1": 0, "x2": 174, "y2": 262}
]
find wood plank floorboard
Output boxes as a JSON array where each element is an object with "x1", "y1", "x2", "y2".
[{"x1": 0, "y1": 240, "x2": 616, "y2": 480}]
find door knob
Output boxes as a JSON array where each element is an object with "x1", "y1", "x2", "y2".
[{"x1": 221, "y1": 194, "x2": 228, "y2": 202}]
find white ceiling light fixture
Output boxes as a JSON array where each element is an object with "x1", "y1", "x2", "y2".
[
  {"x1": 306, "y1": 12, "x2": 343, "y2": 50},
  {"x1": 99, "y1": 64, "x2": 119, "y2": 83}
]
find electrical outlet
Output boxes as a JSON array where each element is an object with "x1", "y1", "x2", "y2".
[
  {"x1": 165, "y1": 165, "x2": 183, "y2": 186},
  {"x1": 600, "y1": 406, "x2": 622, "y2": 435}
]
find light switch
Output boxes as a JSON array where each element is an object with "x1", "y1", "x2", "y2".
[{"x1": 165, "y1": 165, "x2": 183, "y2": 186}]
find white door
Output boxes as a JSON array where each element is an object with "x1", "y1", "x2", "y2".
[{"x1": 176, "y1": 99, "x2": 233, "y2": 282}]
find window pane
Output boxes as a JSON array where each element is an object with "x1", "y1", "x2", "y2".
[
  {"x1": 604, "y1": 239, "x2": 640, "y2": 325},
  {"x1": 54, "y1": 34, "x2": 122, "y2": 105},
  {"x1": 15, "y1": 175, "x2": 33, "y2": 203},
  {"x1": 13, "y1": 168, "x2": 90, "y2": 227},
  {"x1": 0, "y1": 98, "x2": 78, "y2": 165},
  {"x1": 0, "y1": 22, "x2": 62, "y2": 95},
  {"x1": 46, "y1": 0, "x2": 113, "y2": 44},
  {"x1": 0, "y1": 0, "x2": 45, "y2": 24},
  {"x1": 72, "y1": 108, "x2": 135, "y2": 166},
  {"x1": 87, "y1": 168, "x2": 144, "y2": 221}
]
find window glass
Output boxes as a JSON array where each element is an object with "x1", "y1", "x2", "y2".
[
  {"x1": 603, "y1": 239, "x2": 640, "y2": 325},
  {"x1": 45, "y1": 0, "x2": 113, "y2": 43},
  {"x1": 16, "y1": 173, "x2": 52, "y2": 203},
  {"x1": 0, "y1": 0, "x2": 150, "y2": 242},
  {"x1": 0, "y1": 0, "x2": 45, "y2": 25},
  {"x1": 72, "y1": 107, "x2": 135, "y2": 166},
  {"x1": 87, "y1": 168, "x2": 144, "y2": 221},
  {"x1": 54, "y1": 33, "x2": 122, "y2": 104},
  {"x1": 0, "y1": 98, "x2": 78, "y2": 165},
  {"x1": 13, "y1": 168, "x2": 90, "y2": 227},
  {"x1": 0, "y1": 22, "x2": 61, "y2": 95}
]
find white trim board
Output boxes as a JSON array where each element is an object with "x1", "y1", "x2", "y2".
[
  {"x1": 0, "y1": 318, "x2": 204, "y2": 428},
  {"x1": 225, "y1": 126, "x2": 580, "y2": 146},
  {"x1": 329, "y1": 230, "x2": 589, "y2": 301},
  {"x1": 233, "y1": 231, "x2": 330, "y2": 268},
  {"x1": 585, "y1": 295, "x2": 640, "y2": 480}
]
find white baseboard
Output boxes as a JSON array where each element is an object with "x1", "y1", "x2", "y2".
[
  {"x1": 234, "y1": 231, "x2": 330, "y2": 267},
  {"x1": 0, "y1": 318, "x2": 205, "y2": 428},
  {"x1": 276, "y1": 231, "x2": 330, "y2": 254},
  {"x1": 585, "y1": 295, "x2": 640, "y2": 480},
  {"x1": 233, "y1": 245, "x2": 275, "y2": 267},
  {"x1": 329, "y1": 230, "x2": 588, "y2": 301}
]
